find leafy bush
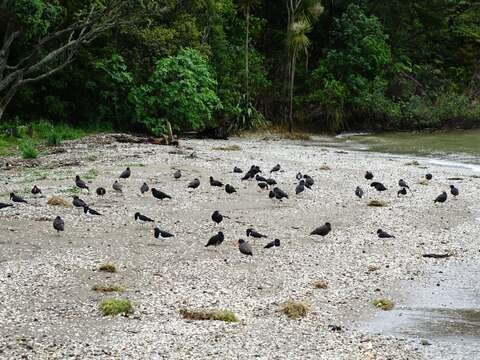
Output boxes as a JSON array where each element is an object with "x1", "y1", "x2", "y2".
[
  {"x1": 131, "y1": 48, "x2": 222, "y2": 135},
  {"x1": 19, "y1": 139, "x2": 38, "y2": 159},
  {"x1": 305, "y1": 4, "x2": 394, "y2": 131}
]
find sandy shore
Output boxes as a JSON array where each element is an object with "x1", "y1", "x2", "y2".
[{"x1": 0, "y1": 134, "x2": 479, "y2": 359}]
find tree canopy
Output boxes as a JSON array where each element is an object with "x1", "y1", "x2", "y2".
[{"x1": 1, "y1": 0, "x2": 479, "y2": 133}]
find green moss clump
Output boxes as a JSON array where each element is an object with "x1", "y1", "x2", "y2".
[
  {"x1": 372, "y1": 298, "x2": 394, "y2": 310},
  {"x1": 180, "y1": 309, "x2": 238, "y2": 323},
  {"x1": 100, "y1": 298, "x2": 133, "y2": 316}
]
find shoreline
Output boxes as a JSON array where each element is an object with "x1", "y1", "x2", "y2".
[{"x1": 0, "y1": 135, "x2": 478, "y2": 359}]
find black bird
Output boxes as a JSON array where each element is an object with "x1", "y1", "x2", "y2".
[
  {"x1": 355, "y1": 186, "x2": 364, "y2": 199},
  {"x1": 119, "y1": 167, "x2": 131, "y2": 179},
  {"x1": 270, "y1": 164, "x2": 281, "y2": 173},
  {"x1": 53, "y1": 216, "x2": 64, "y2": 234},
  {"x1": 241, "y1": 172, "x2": 252, "y2": 181},
  {"x1": 241, "y1": 165, "x2": 261, "y2": 180},
  {"x1": 425, "y1": 173, "x2": 433, "y2": 180},
  {"x1": 450, "y1": 185, "x2": 459, "y2": 197},
  {"x1": 84, "y1": 206, "x2": 102, "y2": 216},
  {"x1": 174, "y1": 170, "x2": 182, "y2": 179},
  {"x1": 238, "y1": 239, "x2": 253, "y2": 256},
  {"x1": 264, "y1": 238, "x2": 280, "y2": 249},
  {"x1": 225, "y1": 184, "x2": 236, "y2": 194},
  {"x1": 140, "y1": 182, "x2": 149, "y2": 195},
  {"x1": 0, "y1": 202, "x2": 13, "y2": 209},
  {"x1": 365, "y1": 171, "x2": 374, "y2": 180},
  {"x1": 72, "y1": 195, "x2": 87, "y2": 209},
  {"x1": 135, "y1": 212, "x2": 154, "y2": 224},
  {"x1": 397, "y1": 188, "x2": 407, "y2": 197},
  {"x1": 188, "y1": 178, "x2": 200, "y2": 189},
  {"x1": 154, "y1": 227, "x2": 174, "y2": 239},
  {"x1": 112, "y1": 180, "x2": 123, "y2": 193},
  {"x1": 152, "y1": 188, "x2": 172, "y2": 200},
  {"x1": 377, "y1": 229, "x2": 395, "y2": 238},
  {"x1": 212, "y1": 210, "x2": 229, "y2": 225},
  {"x1": 266, "y1": 178, "x2": 277, "y2": 186},
  {"x1": 296, "y1": 180, "x2": 305, "y2": 195},
  {"x1": 296, "y1": 172, "x2": 303, "y2": 180},
  {"x1": 96, "y1": 187, "x2": 106, "y2": 196},
  {"x1": 233, "y1": 166, "x2": 243, "y2": 173},
  {"x1": 273, "y1": 187, "x2": 288, "y2": 200},
  {"x1": 258, "y1": 182, "x2": 269, "y2": 190},
  {"x1": 205, "y1": 231, "x2": 224, "y2": 247},
  {"x1": 31, "y1": 185, "x2": 42, "y2": 196},
  {"x1": 210, "y1": 176, "x2": 223, "y2": 187},
  {"x1": 255, "y1": 174, "x2": 268, "y2": 182},
  {"x1": 75, "y1": 175, "x2": 89, "y2": 192},
  {"x1": 370, "y1": 182, "x2": 387, "y2": 191},
  {"x1": 434, "y1": 191, "x2": 447, "y2": 203},
  {"x1": 268, "y1": 190, "x2": 275, "y2": 199},
  {"x1": 303, "y1": 174, "x2": 314, "y2": 188},
  {"x1": 246, "y1": 228, "x2": 267, "y2": 238},
  {"x1": 310, "y1": 222, "x2": 332, "y2": 237},
  {"x1": 398, "y1": 179, "x2": 409, "y2": 189},
  {"x1": 10, "y1": 192, "x2": 27, "y2": 203}
]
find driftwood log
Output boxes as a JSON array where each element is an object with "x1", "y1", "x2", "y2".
[{"x1": 422, "y1": 253, "x2": 452, "y2": 259}]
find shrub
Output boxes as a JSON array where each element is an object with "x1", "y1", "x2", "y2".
[
  {"x1": 100, "y1": 298, "x2": 133, "y2": 316},
  {"x1": 131, "y1": 48, "x2": 222, "y2": 135},
  {"x1": 19, "y1": 140, "x2": 38, "y2": 159}
]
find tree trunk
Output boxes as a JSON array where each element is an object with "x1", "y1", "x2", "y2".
[
  {"x1": 245, "y1": 7, "x2": 250, "y2": 107},
  {"x1": 288, "y1": 49, "x2": 297, "y2": 133},
  {"x1": 0, "y1": 105, "x2": 5, "y2": 121}
]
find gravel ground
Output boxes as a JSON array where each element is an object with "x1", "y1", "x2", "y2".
[{"x1": 0, "y1": 134, "x2": 479, "y2": 359}]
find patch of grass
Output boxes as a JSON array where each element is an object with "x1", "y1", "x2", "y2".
[
  {"x1": 281, "y1": 300, "x2": 310, "y2": 320},
  {"x1": 319, "y1": 164, "x2": 331, "y2": 170},
  {"x1": 84, "y1": 168, "x2": 98, "y2": 180},
  {"x1": 0, "y1": 136, "x2": 17, "y2": 156},
  {"x1": 47, "y1": 196, "x2": 72, "y2": 207},
  {"x1": 99, "y1": 263, "x2": 117, "y2": 273},
  {"x1": 313, "y1": 280, "x2": 328, "y2": 289},
  {"x1": 126, "y1": 163, "x2": 145, "y2": 167},
  {"x1": 87, "y1": 155, "x2": 98, "y2": 161},
  {"x1": 33, "y1": 121, "x2": 86, "y2": 145},
  {"x1": 367, "y1": 199, "x2": 389, "y2": 207},
  {"x1": 372, "y1": 298, "x2": 394, "y2": 311},
  {"x1": 22, "y1": 169, "x2": 48, "y2": 182},
  {"x1": 180, "y1": 309, "x2": 239, "y2": 323},
  {"x1": 417, "y1": 179, "x2": 429, "y2": 185},
  {"x1": 19, "y1": 140, "x2": 38, "y2": 159},
  {"x1": 92, "y1": 285, "x2": 125, "y2": 293},
  {"x1": 211, "y1": 145, "x2": 242, "y2": 151},
  {"x1": 100, "y1": 298, "x2": 133, "y2": 316},
  {"x1": 59, "y1": 186, "x2": 80, "y2": 194}
]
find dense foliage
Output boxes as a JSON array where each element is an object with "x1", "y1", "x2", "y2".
[{"x1": 2, "y1": 0, "x2": 479, "y2": 134}]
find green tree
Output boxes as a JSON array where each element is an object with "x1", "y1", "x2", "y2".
[
  {"x1": 131, "y1": 48, "x2": 222, "y2": 135},
  {"x1": 0, "y1": 0, "x2": 126, "y2": 121},
  {"x1": 285, "y1": 0, "x2": 323, "y2": 132}
]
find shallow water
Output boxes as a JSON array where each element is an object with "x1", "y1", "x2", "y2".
[
  {"x1": 304, "y1": 130, "x2": 480, "y2": 169},
  {"x1": 359, "y1": 262, "x2": 480, "y2": 358}
]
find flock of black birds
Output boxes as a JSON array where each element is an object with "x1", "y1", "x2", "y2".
[{"x1": 0, "y1": 161, "x2": 461, "y2": 257}]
